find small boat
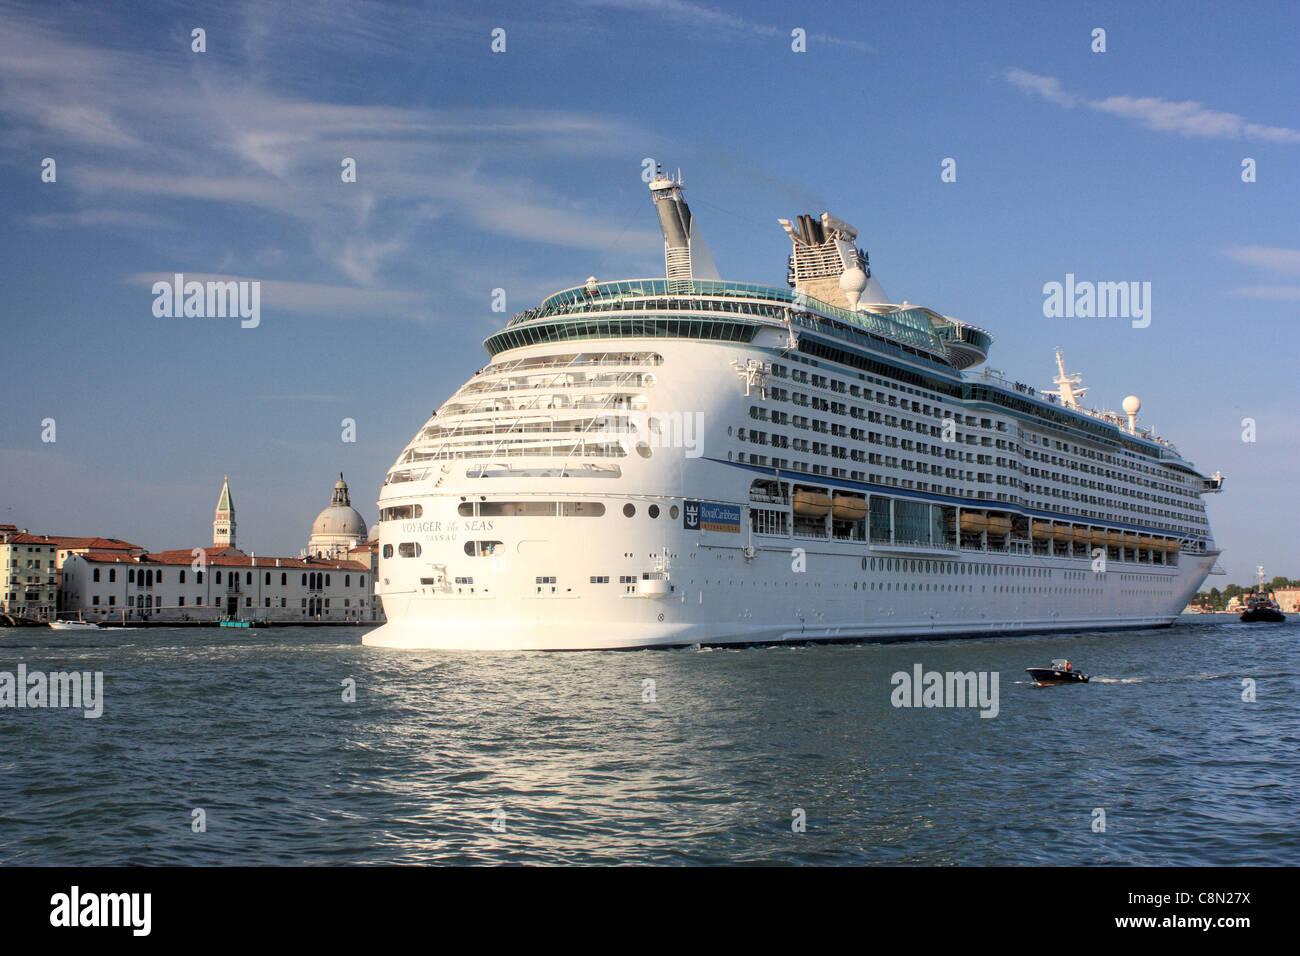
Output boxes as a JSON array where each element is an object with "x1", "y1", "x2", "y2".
[
  {"x1": 1026, "y1": 658, "x2": 1089, "y2": 685},
  {"x1": 1239, "y1": 565, "x2": 1286, "y2": 623},
  {"x1": 1240, "y1": 595, "x2": 1285, "y2": 623},
  {"x1": 49, "y1": 619, "x2": 100, "y2": 631},
  {"x1": 216, "y1": 617, "x2": 269, "y2": 628}
]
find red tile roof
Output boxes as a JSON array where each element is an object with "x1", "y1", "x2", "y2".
[
  {"x1": 5, "y1": 533, "x2": 143, "y2": 550},
  {"x1": 72, "y1": 547, "x2": 367, "y2": 572}
]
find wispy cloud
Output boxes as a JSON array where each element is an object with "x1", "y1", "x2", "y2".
[
  {"x1": 1005, "y1": 68, "x2": 1300, "y2": 144},
  {"x1": 579, "y1": 0, "x2": 874, "y2": 52},
  {"x1": 1229, "y1": 286, "x2": 1300, "y2": 301},
  {"x1": 1223, "y1": 246, "x2": 1300, "y2": 302},
  {"x1": 1224, "y1": 246, "x2": 1300, "y2": 276},
  {"x1": 126, "y1": 272, "x2": 433, "y2": 321},
  {"x1": 0, "y1": 5, "x2": 660, "y2": 306}
]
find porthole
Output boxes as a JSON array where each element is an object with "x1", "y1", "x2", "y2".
[
  {"x1": 648, "y1": 504, "x2": 660, "y2": 519},
  {"x1": 623, "y1": 503, "x2": 636, "y2": 517},
  {"x1": 669, "y1": 505, "x2": 679, "y2": 520}
]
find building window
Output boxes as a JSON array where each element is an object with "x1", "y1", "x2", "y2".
[
  {"x1": 265, "y1": 572, "x2": 271, "y2": 585},
  {"x1": 345, "y1": 574, "x2": 351, "y2": 586},
  {"x1": 109, "y1": 568, "x2": 116, "y2": 583},
  {"x1": 302, "y1": 573, "x2": 307, "y2": 586},
  {"x1": 93, "y1": 568, "x2": 101, "y2": 582},
  {"x1": 129, "y1": 569, "x2": 135, "y2": 583},
  {"x1": 92, "y1": 595, "x2": 100, "y2": 606},
  {"x1": 216, "y1": 571, "x2": 222, "y2": 584},
  {"x1": 325, "y1": 574, "x2": 331, "y2": 587},
  {"x1": 281, "y1": 573, "x2": 287, "y2": 585},
  {"x1": 108, "y1": 596, "x2": 115, "y2": 606},
  {"x1": 179, "y1": 596, "x2": 185, "y2": 607},
  {"x1": 265, "y1": 597, "x2": 271, "y2": 607},
  {"x1": 179, "y1": 570, "x2": 186, "y2": 584},
  {"x1": 246, "y1": 572, "x2": 252, "y2": 585}
]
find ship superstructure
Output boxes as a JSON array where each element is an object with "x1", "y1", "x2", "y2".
[{"x1": 365, "y1": 170, "x2": 1223, "y2": 650}]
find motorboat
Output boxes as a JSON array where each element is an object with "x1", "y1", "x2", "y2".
[
  {"x1": 1240, "y1": 565, "x2": 1286, "y2": 622},
  {"x1": 48, "y1": 618, "x2": 100, "y2": 631},
  {"x1": 1026, "y1": 658, "x2": 1089, "y2": 685}
]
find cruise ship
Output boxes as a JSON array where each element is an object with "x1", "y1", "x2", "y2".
[{"x1": 365, "y1": 170, "x2": 1224, "y2": 650}]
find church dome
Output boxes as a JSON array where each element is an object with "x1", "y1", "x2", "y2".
[{"x1": 310, "y1": 474, "x2": 367, "y2": 541}]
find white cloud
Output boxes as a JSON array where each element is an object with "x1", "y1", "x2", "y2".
[
  {"x1": 126, "y1": 272, "x2": 433, "y2": 321},
  {"x1": 1004, "y1": 69, "x2": 1300, "y2": 144},
  {"x1": 579, "y1": 0, "x2": 874, "y2": 52},
  {"x1": 0, "y1": 6, "x2": 660, "y2": 297},
  {"x1": 1224, "y1": 246, "x2": 1300, "y2": 276},
  {"x1": 1005, "y1": 68, "x2": 1078, "y2": 108},
  {"x1": 1229, "y1": 285, "x2": 1300, "y2": 301}
]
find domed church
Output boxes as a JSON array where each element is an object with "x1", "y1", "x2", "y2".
[{"x1": 307, "y1": 474, "x2": 369, "y2": 559}]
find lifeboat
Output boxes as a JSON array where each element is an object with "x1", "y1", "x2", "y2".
[
  {"x1": 1072, "y1": 526, "x2": 1090, "y2": 544},
  {"x1": 959, "y1": 512, "x2": 988, "y2": 532},
  {"x1": 831, "y1": 493, "x2": 868, "y2": 522},
  {"x1": 985, "y1": 515, "x2": 1013, "y2": 535},
  {"x1": 792, "y1": 489, "x2": 831, "y2": 517},
  {"x1": 1162, "y1": 538, "x2": 1182, "y2": 552},
  {"x1": 1051, "y1": 523, "x2": 1073, "y2": 542},
  {"x1": 1123, "y1": 533, "x2": 1139, "y2": 549},
  {"x1": 1107, "y1": 530, "x2": 1126, "y2": 547},
  {"x1": 1138, "y1": 536, "x2": 1156, "y2": 550},
  {"x1": 1088, "y1": 528, "x2": 1108, "y2": 545},
  {"x1": 1031, "y1": 521, "x2": 1053, "y2": 541}
]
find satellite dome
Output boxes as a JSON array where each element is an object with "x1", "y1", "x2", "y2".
[
  {"x1": 1122, "y1": 395, "x2": 1141, "y2": 415},
  {"x1": 839, "y1": 266, "x2": 868, "y2": 294},
  {"x1": 839, "y1": 266, "x2": 868, "y2": 309}
]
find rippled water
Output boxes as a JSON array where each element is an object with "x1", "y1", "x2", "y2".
[{"x1": 1, "y1": 616, "x2": 1296, "y2": 865}]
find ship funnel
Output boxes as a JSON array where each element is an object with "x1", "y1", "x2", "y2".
[
  {"x1": 648, "y1": 166, "x2": 719, "y2": 292},
  {"x1": 780, "y1": 210, "x2": 887, "y2": 308}
]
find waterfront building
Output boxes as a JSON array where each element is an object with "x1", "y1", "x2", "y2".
[
  {"x1": 55, "y1": 476, "x2": 383, "y2": 625},
  {"x1": 2, "y1": 526, "x2": 142, "y2": 621}
]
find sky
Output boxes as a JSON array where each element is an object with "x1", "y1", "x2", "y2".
[{"x1": 0, "y1": 0, "x2": 1296, "y2": 583}]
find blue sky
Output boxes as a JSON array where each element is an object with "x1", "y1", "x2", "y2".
[{"x1": 1, "y1": 0, "x2": 1296, "y2": 583}]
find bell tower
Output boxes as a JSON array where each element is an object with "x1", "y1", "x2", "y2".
[{"x1": 213, "y1": 475, "x2": 236, "y2": 548}]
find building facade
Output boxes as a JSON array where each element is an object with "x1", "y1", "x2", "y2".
[
  {"x1": 60, "y1": 548, "x2": 377, "y2": 624},
  {"x1": 3, "y1": 526, "x2": 142, "y2": 621}
]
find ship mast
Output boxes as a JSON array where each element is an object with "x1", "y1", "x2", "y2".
[{"x1": 1044, "y1": 347, "x2": 1088, "y2": 410}]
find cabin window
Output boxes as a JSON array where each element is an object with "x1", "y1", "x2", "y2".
[{"x1": 398, "y1": 542, "x2": 421, "y2": 558}]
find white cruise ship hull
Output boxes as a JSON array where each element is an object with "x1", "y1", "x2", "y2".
[{"x1": 367, "y1": 179, "x2": 1223, "y2": 651}]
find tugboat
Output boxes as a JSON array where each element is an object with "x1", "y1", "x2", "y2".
[
  {"x1": 1026, "y1": 658, "x2": 1090, "y2": 686},
  {"x1": 1240, "y1": 566, "x2": 1286, "y2": 623}
]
